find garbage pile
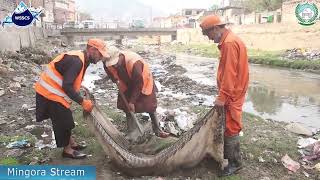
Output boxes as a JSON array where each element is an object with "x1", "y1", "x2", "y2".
[
  {"x1": 281, "y1": 122, "x2": 320, "y2": 176},
  {"x1": 284, "y1": 48, "x2": 320, "y2": 61}
]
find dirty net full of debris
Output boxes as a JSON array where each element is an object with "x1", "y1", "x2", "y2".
[{"x1": 1, "y1": 0, "x2": 320, "y2": 179}]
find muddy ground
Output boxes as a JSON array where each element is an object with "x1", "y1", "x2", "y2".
[{"x1": 0, "y1": 39, "x2": 319, "y2": 180}]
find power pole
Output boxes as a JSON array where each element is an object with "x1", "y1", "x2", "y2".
[{"x1": 150, "y1": 7, "x2": 152, "y2": 27}]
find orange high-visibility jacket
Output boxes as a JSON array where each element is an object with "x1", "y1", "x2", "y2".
[
  {"x1": 107, "y1": 51, "x2": 154, "y2": 95},
  {"x1": 217, "y1": 30, "x2": 249, "y2": 137},
  {"x1": 34, "y1": 51, "x2": 85, "y2": 108}
]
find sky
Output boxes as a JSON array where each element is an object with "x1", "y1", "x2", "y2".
[
  {"x1": 76, "y1": 0, "x2": 221, "y2": 21},
  {"x1": 137, "y1": 0, "x2": 220, "y2": 15}
]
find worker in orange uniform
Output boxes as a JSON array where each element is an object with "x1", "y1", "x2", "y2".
[
  {"x1": 103, "y1": 46, "x2": 169, "y2": 138},
  {"x1": 35, "y1": 39, "x2": 110, "y2": 159},
  {"x1": 200, "y1": 15, "x2": 249, "y2": 176}
]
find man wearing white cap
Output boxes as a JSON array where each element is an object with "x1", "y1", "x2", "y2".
[{"x1": 103, "y1": 47, "x2": 169, "y2": 138}]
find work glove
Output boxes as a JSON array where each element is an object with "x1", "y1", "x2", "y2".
[
  {"x1": 82, "y1": 99, "x2": 93, "y2": 112},
  {"x1": 214, "y1": 99, "x2": 225, "y2": 118}
]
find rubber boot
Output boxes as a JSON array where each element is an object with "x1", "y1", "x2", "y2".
[
  {"x1": 220, "y1": 135, "x2": 242, "y2": 176},
  {"x1": 149, "y1": 112, "x2": 169, "y2": 138},
  {"x1": 125, "y1": 113, "x2": 142, "y2": 142},
  {"x1": 126, "y1": 112, "x2": 135, "y2": 134}
]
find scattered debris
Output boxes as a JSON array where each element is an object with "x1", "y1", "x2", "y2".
[
  {"x1": 61, "y1": 41, "x2": 67, "y2": 47},
  {"x1": 155, "y1": 177, "x2": 165, "y2": 180},
  {"x1": 0, "y1": 64, "x2": 9, "y2": 75},
  {"x1": 21, "y1": 104, "x2": 28, "y2": 110},
  {"x1": 260, "y1": 177, "x2": 271, "y2": 180},
  {"x1": 141, "y1": 113, "x2": 150, "y2": 121},
  {"x1": 297, "y1": 137, "x2": 318, "y2": 148},
  {"x1": 165, "y1": 110, "x2": 175, "y2": 121},
  {"x1": 302, "y1": 141, "x2": 320, "y2": 161},
  {"x1": 9, "y1": 82, "x2": 21, "y2": 91},
  {"x1": 258, "y1": 156, "x2": 265, "y2": 163},
  {"x1": 281, "y1": 154, "x2": 300, "y2": 172},
  {"x1": 0, "y1": 118, "x2": 7, "y2": 125},
  {"x1": 302, "y1": 171, "x2": 310, "y2": 178},
  {"x1": 41, "y1": 132, "x2": 49, "y2": 138},
  {"x1": 284, "y1": 48, "x2": 320, "y2": 61},
  {"x1": 13, "y1": 77, "x2": 26, "y2": 83},
  {"x1": 286, "y1": 123, "x2": 313, "y2": 136},
  {"x1": 166, "y1": 122, "x2": 180, "y2": 136},
  {"x1": 6, "y1": 140, "x2": 31, "y2": 149},
  {"x1": 39, "y1": 157, "x2": 51, "y2": 164},
  {"x1": 35, "y1": 139, "x2": 56, "y2": 150},
  {"x1": 29, "y1": 160, "x2": 38, "y2": 165},
  {"x1": 175, "y1": 109, "x2": 196, "y2": 131},
  {"x1": 0, "y1": 89, "x2": 5, "y2": 97},
  {"x1": 24, "y1": 125, "x2": 37, "y2": 130},
  {"x1": 4, "y1": 149, "x2": 25, "y2": 157},
  {"x1": 27, "y1": 107, "x2": 36, "y2": 111},
  {"x1": 315, "y1": 163, "x2": 320, "y2": 172}
]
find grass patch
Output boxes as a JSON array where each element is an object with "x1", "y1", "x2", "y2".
[
  {"x1": 71, "y1": 107, "x2": 107, "y2": 156},
  {"x1": 164, "y1": 43, "x2": 219, "y2": 58},
  {"x1": 0, "y1": 134, "x2": 37, "y2": 145},
  {"x1": 73, "y1": 108, "x2": 96, "y2": 139},
  {"x1": 83, "y1": 138, "x2": 104, "y2": 155},
  {"x1": 242, "y1": 112, "x2": 299, "y2": 159},
  {"x1": 100, "y1": 105, "x2": 125, "y2": 122},
  {"x1": 250, "y1": 56, "x2": 320, "y2": 70},
  {"x1": 0, "y1": 157, "x2": 19, "y2": 165},
  {"x1": 19, "y1": 149, "x2": 48, "y2": 164}
]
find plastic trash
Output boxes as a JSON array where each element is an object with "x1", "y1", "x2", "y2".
[
  {"x1": 281, "y1": 154, "x2": 300, "y2": 172},
  {"x1": 302, "y1": 141, "x2": 320, "y2": 161},
  {"x1": 6, "y1": 140, "x2": 30, "y2": 149},
  {"x1": 297, "y1": 138, "x2": 318, "y2": 148}
]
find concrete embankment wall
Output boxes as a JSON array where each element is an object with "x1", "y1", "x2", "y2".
[
  {"x1": 0, "y1": 27, "x2": 51, "y2": 51},
  {"x1": 176, "y1": 23, "x2": 320, "y2": 50}
]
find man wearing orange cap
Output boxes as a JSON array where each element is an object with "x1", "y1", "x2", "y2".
[
  {"x1": 200, "y1": 15, "x2": 249, "y2": 176},
  {"x1": 34, "y1": 39, "x2": 109, "y2": 159}
]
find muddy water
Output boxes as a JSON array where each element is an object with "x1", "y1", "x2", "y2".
[{"x1": 175, "y1": 54, "x2": 320, "y2": 129}]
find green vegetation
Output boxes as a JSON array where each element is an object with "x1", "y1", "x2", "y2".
[
  {"x1": 164, "y1": 43, "x2": 320, "y2": 72},
  {"x1": 243, "y1": 0, "x2": 283, "y2": 12},
  {"x1": 0, "y1": 134, "x2": 37, "y2": 145},
  {"x1": 242, "y1": 113, "x2": 299, "y2": 160},
  {"x1": 165, "y1": 43, "x2": 219, "y2": 58},
  {"x1": 0, "y1": 157, "x2": 19, "y2": 165}
]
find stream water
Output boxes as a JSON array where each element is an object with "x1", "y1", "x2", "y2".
[{"x1": 175, "y1": 54, "x2": 320, "y2": 129}]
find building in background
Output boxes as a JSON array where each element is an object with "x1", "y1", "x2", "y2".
[
  {"x1": 152, "y1": 17, "x2": 170, "y2": 28},
  {"x1": 53, "y1": 0, "x2": 75, "y2": 25},
  {"x1": 216, "y1": 0, "x2": 245, "y2": 24},
  {"x1": 0, "y1": 0, "x2": 15, "y2": 19},
  {"x1": 181, "y1": 8, "x2": 206, "y2": 17}
]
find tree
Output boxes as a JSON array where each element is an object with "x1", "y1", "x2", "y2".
[
  {"x1": 209, "y1": 4, "x2": 219, "y2": 11},
  {"x1": 243, "y1": 0, "x2": 283, "y2": 12}
]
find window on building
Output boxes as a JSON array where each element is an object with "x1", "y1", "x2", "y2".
[{"x1": 185, "y1": 10, "x2": 192, "y2": 15}]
